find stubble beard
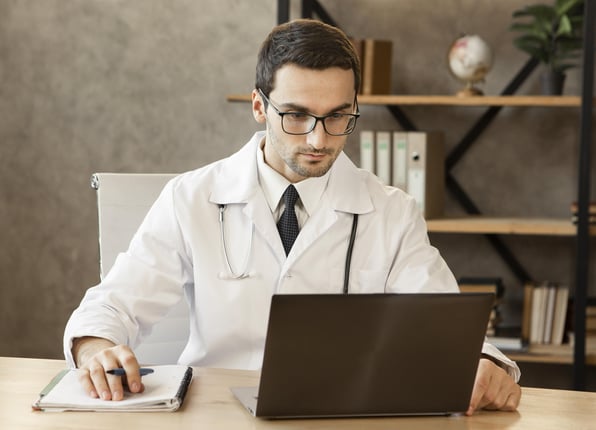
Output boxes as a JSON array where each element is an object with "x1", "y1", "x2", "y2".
[{"x1": 267, "y1": 127, "x2": 339, "y2": 179}]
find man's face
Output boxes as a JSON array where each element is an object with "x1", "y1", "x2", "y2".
[{"x1": 252, "y1": 64, "x2": 356, "y2": 183}]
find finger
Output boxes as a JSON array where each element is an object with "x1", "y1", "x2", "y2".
[
  {"x1": 105, "y1": 371, "x2": 126, "y2": 401},
  {"x1": 467, "y1": 361, "x2": 492, "y2": 415},
  {"x1": 467, "y1": 379, "x2": 488, "y2": 415},
  {"x1": 87, "y1": 361, "x2": 116, "y2": 401},
  {"x1": 500, "y1": 385, "x2": 522, "y2": 411},
  {"x1": 118, "y1": 350, "x2": 143, "y2": 394},
  {"x1": 76, "y1": 368, "x2": 99, "y2": 398}
]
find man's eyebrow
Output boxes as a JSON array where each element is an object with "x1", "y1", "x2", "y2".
[{"x1": 278, "y1": 101, "x2": 354, "y2": 114}]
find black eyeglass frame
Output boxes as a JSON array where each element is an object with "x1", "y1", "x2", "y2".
[{"x1": 258, "y1": 88, "x2": 360, "y2": 136}]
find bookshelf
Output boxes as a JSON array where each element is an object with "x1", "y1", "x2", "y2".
[
  {"x1": 426, "y1": 217, "x2": 596, "y2": 236},
  {"x1": 243, "y1": 0, "x2": 594, "y2": 390},
  {"x1": 227, "y1": 94, "x2": 596, "y2": 107},
  {"x1": 508, "y1": 345, "x2": 596, "y2": 366}
]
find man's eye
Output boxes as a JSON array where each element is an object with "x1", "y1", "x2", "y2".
[{"x1": 286, "y1": 112, "x2": 309, "y2": 121}]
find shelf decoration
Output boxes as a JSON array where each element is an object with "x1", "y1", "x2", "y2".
[
  {"x1": 447, "y1": 34, "x2": 493, "y2": 97},
  {"x1": 509, "y1": 0, "x2": 584, "y2": 95}
]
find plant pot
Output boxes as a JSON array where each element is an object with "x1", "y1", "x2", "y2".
[{"x1": 541, "y1": 70, "x2": 566, "y2": 95}]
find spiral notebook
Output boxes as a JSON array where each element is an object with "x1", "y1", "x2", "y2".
[{"x1": 33, "y1": 365, "x2": 193, "y2": 412}]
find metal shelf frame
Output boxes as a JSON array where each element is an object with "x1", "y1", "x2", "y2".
[{"x1": 276, "y1": 0, "x2": 594, "y2": 390}]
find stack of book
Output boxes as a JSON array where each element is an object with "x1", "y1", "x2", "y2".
[
  {"x1": 568, "y1": 304, "x2": 596, "y2": 353},
  {"x1": 359, "y1": 130, "x2": 445, "y2": 219},
  {"x1": 586, "y1": 305, "x2": 596, "y2": 350},
  {"x1": 522, "y1": 281, "x2": 569, "y2": 346},
  {"x1": 570, "y1": 201, "x2": 596, "y2": 224},
  {"x1": 458, "y1": 277, "x2": 504, "y2": 338},
  {"x1": 350, "y1": 39, "x2": 393, "y2": 95}
]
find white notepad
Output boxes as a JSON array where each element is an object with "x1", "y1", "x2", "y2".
[{"x1": 33, "y1": 365, "x2": 193, "y2": 412}]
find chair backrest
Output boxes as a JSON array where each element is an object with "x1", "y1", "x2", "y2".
[{"x1": 91, "y1": 173, "x2": 190, "y2": 365}]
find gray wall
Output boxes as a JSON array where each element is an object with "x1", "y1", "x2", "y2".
[{"x1": 1, "y1": 0, "x2": 594, "y2": 386}]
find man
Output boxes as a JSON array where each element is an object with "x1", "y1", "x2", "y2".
[{"x1": 65, "y1": 19, "x2": 521, "y2": 415}]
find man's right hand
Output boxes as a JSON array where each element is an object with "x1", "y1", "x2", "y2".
[{"x1": 71, "y1": 336, "x2": 144, "y2": 401}]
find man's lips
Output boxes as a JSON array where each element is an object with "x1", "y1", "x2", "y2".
[
  {"x1": 303, "y1": 153, "x2": 325, "y2": 159},
  {"x1": 299, "y1": 150, "x2": 331, "y2": 160}
]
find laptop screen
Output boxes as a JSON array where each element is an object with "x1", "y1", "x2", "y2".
[{"x1": 253, "y1": 293, "x2": 493, "y2": 418}]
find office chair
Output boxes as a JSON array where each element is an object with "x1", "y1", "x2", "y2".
[{"x1": 91, "y1": 173, "x2": 190, "y2": 365}]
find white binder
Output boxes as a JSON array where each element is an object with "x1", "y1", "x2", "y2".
[{"x1": 406, "y1": 131, "x2": 445, "y2": 219}]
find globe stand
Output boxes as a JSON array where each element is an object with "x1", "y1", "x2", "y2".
[{"x1": 456, "y1": 82, "x2": 484, "y2": 97}]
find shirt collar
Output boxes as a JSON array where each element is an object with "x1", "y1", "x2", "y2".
[{"x1": 257, "y1": 138, "x2": 331, "y2": 216}]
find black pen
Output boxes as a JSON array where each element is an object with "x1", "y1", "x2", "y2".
[{"x1": 106, "y1": 367, "x2": 154, "y2": 376}]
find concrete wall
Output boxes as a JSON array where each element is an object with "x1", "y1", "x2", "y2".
[{"x1": 1, "y1": 0, "x2": 594, "y2": 386}]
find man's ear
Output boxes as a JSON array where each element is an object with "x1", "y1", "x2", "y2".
[{"x1": 252, "y1": 89, "x2": 266, "y2": 124}]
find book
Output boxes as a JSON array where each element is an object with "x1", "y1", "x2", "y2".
[
  {"x1": 551, "y1": 285, "x2": 569, "y2": 345},
  {"x1": 458, "y1": 277, "x2": 504, "y2": 298},
  {"x1": 521, "y1": 282, "x2": 534, "y2": 343},
  {"x1": 361, "y1": 39, "x2": 393, "y2": 95},
  {"x1": 523, "y1": 281, "x2": 570, "y2": 346},
  {"x1": 542, "y1": 284, "x2": 557, "y2": 344},
  {"x1": 458, "y1": 277, "x2": 504, "y2": 337},
  {"x1": 486, "y1": 336, "x2": 526, "y2": 352},
  {"x1": 375, "y1": 130, "x2": 392, "y2": 184},
  {"x1": 530, "y1": 282, "x2": 549, "y2": 344},
  {"x1": 406, "y1": 131, "x2": 445, "y2": 219},
  {"x1": 570, "y1": 201, "x2": 596, "y2": 224},
  {"x1": 359, "y1": 130, "x2": 376, "y2": 173},
  {"x1": 570, "y1": 201, "x2": 596, "y2": 214},
  {"x1": 33, "y1": 365, "x2": 193, "y2": 412},
  {"x1": 349, "y1": 38, "x2": 364, "y2": 94},
  {"x1": 391, "y1": 131, "x2": 408, "y2": 191}
]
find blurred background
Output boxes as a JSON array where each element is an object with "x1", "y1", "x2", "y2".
[{"x1": 1, "y1": 0, "x2": 594, "y2": 388}]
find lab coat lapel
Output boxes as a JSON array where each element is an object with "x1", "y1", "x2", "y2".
[
  {"x1": 209, "y1": 132, "x2": 287, "y2": 261},
  {"x1": 285, "y1": 152, "x2": 373, "y2": 267},
  {"x1": 209, "y1": 139, "x2": 374, "y2": 268}
]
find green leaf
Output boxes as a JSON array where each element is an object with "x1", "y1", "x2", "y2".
[
  {"x1": 556, "y1": 15, "x2": 573, "y2": 36},
  {"x1": 555, "y1": 0, "x2": 583, "y2": 16}
]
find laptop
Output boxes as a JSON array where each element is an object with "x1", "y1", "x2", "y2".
[{"x1": 231, "y1": 293, "x2": 494, "y2": 419}]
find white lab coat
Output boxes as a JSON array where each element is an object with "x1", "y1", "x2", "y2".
[{"x1": 64, "y1": 131, "x2": 519, "y2": 380}]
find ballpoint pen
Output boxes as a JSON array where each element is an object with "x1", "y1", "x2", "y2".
[{"x1": 106, "y1": 367, "x2": 154, "y2": 376}]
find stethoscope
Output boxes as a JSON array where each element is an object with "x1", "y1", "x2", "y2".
[{"x1": 218, "y1": 204, "x2": 359, "y2": 293}]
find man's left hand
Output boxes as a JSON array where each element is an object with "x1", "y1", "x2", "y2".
[{"x1": 467, "y1": 357, "x2": 521, "y2": 415}]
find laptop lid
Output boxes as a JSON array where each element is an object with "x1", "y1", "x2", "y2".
[{"x1": 233, "y1": 293, "x2": 494, "y2": 418}]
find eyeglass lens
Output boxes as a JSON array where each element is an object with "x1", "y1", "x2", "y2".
[{"x1": 282, "y1": 113, "x2": 357, "y2": 136}]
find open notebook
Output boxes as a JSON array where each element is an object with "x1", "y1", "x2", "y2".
[{"x1": 33, "y1": 365, "x2": 193, "y2": 412}]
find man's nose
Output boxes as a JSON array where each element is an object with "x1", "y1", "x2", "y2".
[{"x1": 306, "y1": 119, "x2": 328, "y2": 149}]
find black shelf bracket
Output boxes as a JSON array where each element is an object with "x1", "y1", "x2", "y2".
[
  {"x1": 572, "y1": 0, "x2": 595, "y2": 392},
  {"x1": 442, "y1": 57, "x2": 539, "y2": 286},
  {"x1": 301, "y1": 0, "x2": 339, "y2": 27}
]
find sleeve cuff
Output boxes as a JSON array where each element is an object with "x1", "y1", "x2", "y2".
[{"x1": 481, "y1": 341, "x2": 521, "y2": 383}]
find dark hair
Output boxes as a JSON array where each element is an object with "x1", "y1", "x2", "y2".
[{"x1": 255, "y1": 19, "x2": 361, "y2": 97}]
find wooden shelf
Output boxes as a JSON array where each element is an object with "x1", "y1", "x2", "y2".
[
  {"x1": 226, "y1": 94, "x2": 595, "y2": 107},
  {"x1": 507, "y1": 344, "x2": 596, "y2": 366},
  {"x1": 425, "y1": 217, "x2": 595, "y2": 236}
]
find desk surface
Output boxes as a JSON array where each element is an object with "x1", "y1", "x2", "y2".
[{"x1": 2, "y1": 356, "x2": 596, "y2": 430}]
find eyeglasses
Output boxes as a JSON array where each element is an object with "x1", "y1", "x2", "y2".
[{"x1": 258, "y1": 89, "x2": 360, "y2": 136}]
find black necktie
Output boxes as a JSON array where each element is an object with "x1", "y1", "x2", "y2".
[{"x1": 277, "y1": 185, "x2": 300, "y2": 255}]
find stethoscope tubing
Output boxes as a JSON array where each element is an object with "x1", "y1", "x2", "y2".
[{"x1": 218, "y1": 204, "x2": 358, "y2": 291}]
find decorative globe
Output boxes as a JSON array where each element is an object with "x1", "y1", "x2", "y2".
[{"x1": 448, "y1": 34, "x2": 493, "y2": 96}]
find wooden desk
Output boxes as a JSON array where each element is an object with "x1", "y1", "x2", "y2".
[{"x1": 2, "y1": 356, "x2": 596, "y2": 429}]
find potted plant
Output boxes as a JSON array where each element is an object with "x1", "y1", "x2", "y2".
[{"x1": 510, "y1": 0, "x2": 584, "y2": 95}]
